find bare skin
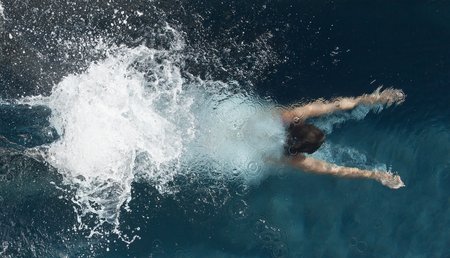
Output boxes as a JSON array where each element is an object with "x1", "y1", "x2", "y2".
[{"x1": 281, "y1": 87, "x2": 406, "y2": 189}]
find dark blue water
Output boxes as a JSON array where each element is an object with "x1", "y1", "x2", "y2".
[{"x1": 1, "y1": 0, "x2": 450, "y2": 257}]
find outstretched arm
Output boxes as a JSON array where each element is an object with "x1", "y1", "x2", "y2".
[
  {"x1": 281, "y1": 87, "x2": 405, "y2": 123},
  {"x1": 287, "y1": 154, "x2": 405, "y2": 189}
]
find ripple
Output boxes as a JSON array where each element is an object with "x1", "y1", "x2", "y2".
[
  {"x1": 350, "y1": 237, "x2": 368, "y2": 254},
  {"x1": 254, "y1": 219, "x2": 288, "y2": 257},
  {"x1": 174, "y1": 248, "x2": 192, "y2": 258},
  {"x1": 246, "y1": 161, "x2": 262, "y2": 177},
  {"x1": 151, "y1": 239, "x2": 165, "y2": 255},
  {"x1": 228, "y1": 199, "x2": 249, "y2": 220},
  {"x1": 271, "y1": 241, "x2": 289, "y2": 258},
  {"x1": 235, "y1": 183, "x2": 250, "y2": 197},
  {"x1": 274, "y1": 164, "x2": 288, "y2": 179}
]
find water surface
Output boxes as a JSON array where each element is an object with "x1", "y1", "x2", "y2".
[{"x1": 0, "y1": 0, "x2": 449, "y2": 257}]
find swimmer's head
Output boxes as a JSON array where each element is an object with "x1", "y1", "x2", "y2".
[{"x1": 285, "y1": 122, "x2": 325, "y2": 155}]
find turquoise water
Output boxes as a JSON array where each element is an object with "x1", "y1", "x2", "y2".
[{"x1": 1, "y1": 0, "x2": 450, "y2": 257}]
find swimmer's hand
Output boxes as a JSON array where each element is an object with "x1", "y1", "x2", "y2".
[
  {"x1": 375, "y1": 172, "x2": 405, "y2": 189},
  {"x1": 364, "y1": 87, "x2": 406, "y2": 106}
]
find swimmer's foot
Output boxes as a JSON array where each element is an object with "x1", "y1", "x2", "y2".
[{"x1": 376, "y1": 172, "x2": 405, "y2": 189}]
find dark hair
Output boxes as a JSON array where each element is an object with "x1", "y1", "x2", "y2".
[{"x1": 284, "y1": 122, "x2": 325, "y2": 155}]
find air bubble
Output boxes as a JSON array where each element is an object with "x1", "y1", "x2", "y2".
[
  {"x1": 235, "y1": 183, "x2": 250, "y2": 196},
  {"x1": 207, "y1": 166, "x2": 224, "y2": 181},
  {"x1": 246, "y1": 161, "x2": 261, "y2": 177},
  {"x1": 271, "y1": 241, "x2": 289, "y2": 258},
  {"x1": 228, "y1": 199, "x2": 249, "y2": 220},
  {"x1": 1, "y1": 241, "x2": 8, "y2": 255},
  {"x1": 174, "y1": 248, "x2": 191, "y2": 258},
  {"x1": 254, "y1": 221, "x2": 286, "y2": 256},
  {"x1": 356, "y1": 241, "x2": 368, "y2": 253},
  {"x1": 350, "y1": 237, "x2": 368, "y2": 254},
  {"x1": 231, "y1": 168, "x2": 242, "y2": 178},
  {"x1": 254, "y1": 219, "x2": 268, "y2": 234},
  {"x1": 5, "y1": 173, "x2": 13, "y2": 181},
  {"x1": 274, "y1": 164, "x2": 288, "y2": 179},
  {"x1": 151, "y1": 239, "x2": 164, "y2": 255},
  {"x1": 259, "y1": 229, "x2": 282, "y2": 247},
  {"x1": 230, "y1": 157, "x2": 244, "y2": 174}
]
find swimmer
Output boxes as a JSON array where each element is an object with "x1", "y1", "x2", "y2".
[{"x1": 279, "y1": 87, "x2": 406, "y2": 189}]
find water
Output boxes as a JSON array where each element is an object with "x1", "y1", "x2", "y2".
[{"x1": 1, "y1": 0, "x2": 450, "y2": 257}]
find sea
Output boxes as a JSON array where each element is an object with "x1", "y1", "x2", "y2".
[{"x1": 0, "y1": 0, "x2": 449, "y2": 257}]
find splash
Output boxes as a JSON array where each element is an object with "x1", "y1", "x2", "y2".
[
  {"x1": 20, "y1": 44, "x2": 195, "y2": 232},
  {"x1": 15, "y1": 37, "x2": 393, "y2": 239},
  {"x1": 0, "y1": 0, "x2": 4, "y2": 32},
  {"x1": 17, "y1": 41, "x2": 390, "y2": 235},
  {"x1": 9, "y1": 12, "x2": 388, "y2": 242},
  {"x1": 0, "y1": 1, "x2": 3, "y2": 20},
  {"x1": 18, "y1": 36, "x2": 286, "y2": 238}
]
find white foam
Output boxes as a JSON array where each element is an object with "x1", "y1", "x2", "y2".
[
  {"x1": 0, "y1": 2, "x2": 6, "y2": 22},
  {"x1": 18, "y1": 38, "x2": 287, "y2": 235},
  {"x1": 0, "y1": 2, "x2": 4, "y2": 20},
  {"x1": 21, "y1": 45, "x2": 195, "y2": 230}
]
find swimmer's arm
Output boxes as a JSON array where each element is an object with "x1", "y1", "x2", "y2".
[
  {"x1": 281, "y1": 97, "x2": 359, "y2": 122},
  {"x1": 287, "y1": 155, "x2": 405, "y2": 189},
  {"x1": 281, "y1": 87, "x2": 405, "y2": 122}
]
